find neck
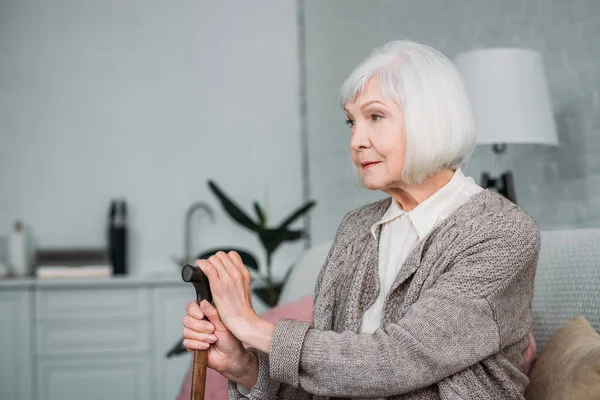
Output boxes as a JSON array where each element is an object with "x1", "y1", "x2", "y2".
[{"x1": 386, "y1": 168, "x2": 456, "y2": 211}]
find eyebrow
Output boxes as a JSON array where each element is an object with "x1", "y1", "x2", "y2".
[
  {"x1": 361, "y1": 100, "x2": 388, "y2": 110},
  {"x1": 344, "y1": 100, "x2": 388, "y2": 115}
]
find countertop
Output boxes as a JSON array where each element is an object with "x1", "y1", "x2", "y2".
[{"x1": 0, "y1": 272, "x2": 188, "y2": 290}]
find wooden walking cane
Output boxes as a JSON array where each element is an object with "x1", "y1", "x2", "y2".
[{"x1": 182, "y1": 264, "x2": 213, "y2": 400}]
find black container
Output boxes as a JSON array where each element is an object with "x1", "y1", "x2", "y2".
[{"x1": 108, "y1": 199, "x2": 128, "y2": 275}]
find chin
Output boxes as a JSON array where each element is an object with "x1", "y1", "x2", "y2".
[{"x1": 361, "y1": 178, "x2": 384, "y2": 191}]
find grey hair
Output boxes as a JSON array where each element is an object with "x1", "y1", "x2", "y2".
[{"x1": 340, "y1": 40, "x2": 476, "y2": 185}]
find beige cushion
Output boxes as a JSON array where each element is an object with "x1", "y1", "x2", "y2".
[{"x1": 525, "y1": 315, "x2": 600, "y2": 400}]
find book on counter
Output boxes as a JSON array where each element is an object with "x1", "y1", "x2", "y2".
[
  {"x1": 34, "y1": 248, "x2": 113, "y2": 279},
  {"x1": 35, "y1": 265, "x2": 113, "y2": 279}
]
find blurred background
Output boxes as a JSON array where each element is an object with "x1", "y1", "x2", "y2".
[{"x1": 1, "y1": 0, "x2": 599, "y2": 399}]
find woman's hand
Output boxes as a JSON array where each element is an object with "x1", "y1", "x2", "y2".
[
  {"x1": 182, "y1": 299, "x2": 257, "y2": 386},
  {"x1": 196, "y1": 251, "x2": 275, "y2": 353}
]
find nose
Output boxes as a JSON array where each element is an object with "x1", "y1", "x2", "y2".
[{"x1": 350, "y1": 123, "x2": 370, "y2": 150}]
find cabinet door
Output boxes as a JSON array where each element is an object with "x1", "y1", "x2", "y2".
[
  {"x1": 152, "y1": 286, "x2": 194, "y2": 400},
  {"x1": 0, "y1": 289, "x2": 33, "y2": 400},
  {"x1": 37, "y1": 357, "x2": 151, "y2": 400}
]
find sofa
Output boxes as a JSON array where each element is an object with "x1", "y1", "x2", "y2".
[{"x1": 178, "y1": 228, "x2": 600, "y2": 399}]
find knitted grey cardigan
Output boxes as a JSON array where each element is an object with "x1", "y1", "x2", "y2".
[{"x1": 229, "y1": 189, "x2": 540, "y2": 399}]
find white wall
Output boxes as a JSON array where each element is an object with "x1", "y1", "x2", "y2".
[{"x1": 0, "y1": 0, "x2": 304, "y2": 277}]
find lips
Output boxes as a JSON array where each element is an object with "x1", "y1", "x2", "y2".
[{"x1": 361, "y1": 161, "x2": 381, "y2": 169}]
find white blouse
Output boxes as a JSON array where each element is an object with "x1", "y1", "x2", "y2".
[{"x1": 359, "y1": 169, "x2": 483, "y2": 334}]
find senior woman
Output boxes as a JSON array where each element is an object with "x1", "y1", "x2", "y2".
[{"x1": 182, "y1": 40, "x2": 540, "y2": 399}]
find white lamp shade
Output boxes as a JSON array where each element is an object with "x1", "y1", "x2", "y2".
[{"x1": 454, "y1": 48, "x2": 559, "y2": 146}]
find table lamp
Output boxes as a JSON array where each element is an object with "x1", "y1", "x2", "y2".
[{"x1": 454, "y1": 48, "x2": 559, "y2": 204}]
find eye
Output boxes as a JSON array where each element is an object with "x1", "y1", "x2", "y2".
[
  {"x1": 371, "y1": 114, "x2": 383, "y2": 122},
  {"x1": 345, "y1": 119, "x2": 354, "y2": 127}
]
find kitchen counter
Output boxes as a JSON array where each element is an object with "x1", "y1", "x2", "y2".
[
  {"x1": 0, "y1": 269, "x2": 271, "y2": 400},
  {"x1": 0, "y1": 272, "x2": 187, "y2": 290},
  {"x1": 0, "y1": 272, "x2": 194, "y2": 400}
]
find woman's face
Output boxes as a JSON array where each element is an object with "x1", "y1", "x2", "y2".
[{"x1": 344, "y1": 76, "x2": 406, "y2": 191}]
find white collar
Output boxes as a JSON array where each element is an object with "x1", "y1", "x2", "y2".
[{"x1": 371, "y1": 169, "x2": 467, "y2": 240}]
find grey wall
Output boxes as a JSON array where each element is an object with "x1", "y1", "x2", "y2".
[
  {"x1": 303, "y1": 0, "x2": 600, "y2": 243},
  {"x1": 0, "y1": 0, "x2": 304, "y2": 278}
]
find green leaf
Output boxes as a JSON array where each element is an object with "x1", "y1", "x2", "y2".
[
  {"x1": 207, "y1": 180, "x2": 261, "y2": 232},
  {"x1": 258, "y1": 228, "x2": 305, "y2": 254},
  {"x1": 278, "y1": 201, "x2": 316, "y2": 229},
  {"x1": 165, "y1": 337, "x2": 187, "y2": 358},
  {"x1": 253, "y1": 282, "x2": 285, "y2": 307},
  {"x1": 196, "y1": 247, "x2": 260, "y2": 272},
  {"x1": 274, "y1": 229, "x2": 305, "y2": 247},
  {"x1": 253, "y1": 201, "x2": 267, "y2": 228}
]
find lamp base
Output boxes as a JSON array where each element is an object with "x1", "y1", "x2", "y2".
[{"x1": 481, "y1": 171, "x2": 517, "y2": 204}]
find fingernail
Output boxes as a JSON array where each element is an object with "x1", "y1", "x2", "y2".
[{"x1": 192, "y1": 310, "x2": 204, "y2": 319}]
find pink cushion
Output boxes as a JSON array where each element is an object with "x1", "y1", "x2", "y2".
[
  {"x1": 176, "y1": 295, "x2": 314, "y2": 400},
  {"x1": 523, "y1": 331, "x2": 537, "y2": 375}
]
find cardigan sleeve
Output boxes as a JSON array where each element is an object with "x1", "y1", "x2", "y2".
[
  {"x1": 227, "y1": 348, "x2": 314, "y2": 400},
  {"x1": 267, "y1": 211, "x2": 540, "y2": 398}
]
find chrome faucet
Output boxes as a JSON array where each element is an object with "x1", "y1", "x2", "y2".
[{"x1": 184, "y1": 201, "x2": 215, "y2": 265}]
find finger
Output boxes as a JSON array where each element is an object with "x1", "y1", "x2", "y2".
[
  {"x1": 208, "y1": 255, "x2": 229, "y2": 281},
  {"x1": 196, "y1": 259, "x2": 220, "y2": 286},
  {"x1": 182, "y1": 327, "x2": 217, "y2": 343},
  {"x1": 228, "y1": 251, "x2": 251, "y2": 282},
  {"x1": 183, "y1": 338, "x2": 210, "y2": 351},
  {"x1": 215, "y1": 251, "x2": 242, "y2": 280},
  {"x1": 200, "y1": 299, "x2": 228, "y2": 332},
  {"x1": 182, "y1": 314, "x2": 215, "y2": 333},
  {"x1": 185, "y1": 301, "x2": 204, "y2": 320}
]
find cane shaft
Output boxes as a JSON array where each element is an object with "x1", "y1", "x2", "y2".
[
  {"x1": 191, "y1": 348, "x2": 209, "y2": 400},
  {"x1": 182, "y1": 264, "x2": 212, "y2": 400}
]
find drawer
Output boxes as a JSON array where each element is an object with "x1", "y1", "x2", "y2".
[
  {"x1": 36, "y1": 317, "x2": 150, "y2": 356},
  {"x1": 36, "y1": 288, "x2": 149, "y2": 320},
  {"x1": 37, "y1": 356, "x2": 151, "y2": 400}
]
